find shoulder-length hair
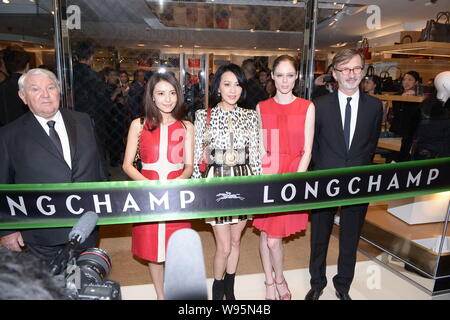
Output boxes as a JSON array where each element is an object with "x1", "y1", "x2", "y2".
[
  {"x1": 210, "y1": 63, "x2": 247, "y2": 108},
  {"x1": 143, "y1": 71, "x2": 186, "y2": 131}
]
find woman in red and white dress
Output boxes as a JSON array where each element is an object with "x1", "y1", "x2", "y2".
[{"x1": 123, "y1": 71, "x2": 194, "y2": 300}]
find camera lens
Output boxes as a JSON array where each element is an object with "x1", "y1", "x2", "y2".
[{"x1": 77, "y1": 248, "x2": 112, "y2": 284}]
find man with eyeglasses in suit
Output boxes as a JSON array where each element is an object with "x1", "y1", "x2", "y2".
[{"x1": 306, "y1": 49, "x2": 382, "y2": 300}]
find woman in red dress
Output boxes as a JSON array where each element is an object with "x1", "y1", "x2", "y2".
[
  {"x1": 123, "y1": 72, "x2": 194, "y2": 300},
  {"x1": 253, "y1": 55, "x2": 315, "y2": 300}
]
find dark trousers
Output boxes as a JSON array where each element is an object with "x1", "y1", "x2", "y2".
[
  {"x1": 25, "y1": 230, "x2": 98, "y2": 268},
  {"x1": 309, "y1": 203, "x2": 368, "y2": 294}
]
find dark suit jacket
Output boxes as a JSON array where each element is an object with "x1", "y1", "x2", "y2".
[
  {"x1": 312, "y1": 90, "x2": 382, "y2": 170},
  {"x1": 0, "y1": 108, "x2": 108, "y2": 245},
  {"x1": 0, "y1": 73, "x2": 28, "y2": 127}
]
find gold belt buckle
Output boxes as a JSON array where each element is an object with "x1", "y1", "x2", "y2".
[{"x1": 224, "y1": 149, "x2": 238, "y2": 167}]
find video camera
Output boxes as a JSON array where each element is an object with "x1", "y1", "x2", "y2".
[{"x1": 50, "y1": 212, "x2": 121, "y2": 300}]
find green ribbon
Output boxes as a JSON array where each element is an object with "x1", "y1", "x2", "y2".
[{"x1": 0, "y1": 158, "x2": 449, "y2": 229}]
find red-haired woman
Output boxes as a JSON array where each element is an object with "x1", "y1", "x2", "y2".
[{"x1": 253, "y1": 55, "x2": 315, "y2": 300}]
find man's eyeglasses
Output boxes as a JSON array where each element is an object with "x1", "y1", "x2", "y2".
[{"x1": 334, "y1": 66, "x2": 364, "y2": 75}]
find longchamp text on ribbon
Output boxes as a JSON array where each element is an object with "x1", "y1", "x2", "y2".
[{"x1": 0, "y1": 158, "x2": 449, "y2": 230}]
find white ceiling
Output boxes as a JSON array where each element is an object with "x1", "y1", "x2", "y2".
[{"x1": 0, "y1": 0, "x2": 449, "y2": 52}]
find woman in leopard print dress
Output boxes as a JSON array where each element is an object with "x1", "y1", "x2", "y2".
[{"x1": 193, "y1": 64, "x2": 262, "y2": 300}]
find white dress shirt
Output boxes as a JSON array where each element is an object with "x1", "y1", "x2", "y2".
[
  {"x1": 34, "y1": 111, "x2": 72, "y2": 168},
  {"x1": 338, "y1": 89, "x2": 359, "y2": 148}
]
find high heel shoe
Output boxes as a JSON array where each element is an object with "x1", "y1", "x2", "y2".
[
  {"x1": 275, "y1": 278, "x2": 292, "y2": 300},
  {"x1": 264, "y1": 281, "x2": 278, "y2": 300}
]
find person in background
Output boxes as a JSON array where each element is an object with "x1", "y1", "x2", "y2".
[
  {"x1": 363, "y1": 75, "x2": 388, "y2": 124},
  {"x1": 0, "y1": 47, "x2": 30, "y2": 126},
  {"x1": 0, "y1": 50, "x2": 8, "y2": 84},
  {"x1": 122, "y1": 71, "x2": 194, "y2": 300},
  {"x1": 312, "y1": 66, "x2": 338, "y2": 99},
  {"x1": 307, "y1": 49, "x2": 382, "y2": 300},
  {"x1": 412, "y1": 71, "x2": 450, "y2": 160},
  {"x1": 241, "y1": 59, "x2": 266, "y2": 110},
  {"x1": 128, "y1": 69, "x2": 146, "y2": 120},
  {"x1": 265, "y1": 78, "x2": 276, "y2": 98},
  {"x1": 389, "y1": 70, "x2": 422, "y2": 162},
  {"x1": 193, "y1": 64, "x2": 262, "y2": 300},
  {"x1": 72, "y1": 40, "x2": 111, "y2": 156},
  {"x1": 253, "y1": 55, "x2": 315, "y2": 300},
  {"x1": 258, "y1": 68, "x2": 270, "y2": 96},
  {"x1": 362, "y1": 75, "x2": 382, "y2": 95},
  {"x1": 105, "y1": 69, "x2": 127, "y2": 167},
  {"x1": 184, "y1": 72, "x2": 203, "y2": 122}
]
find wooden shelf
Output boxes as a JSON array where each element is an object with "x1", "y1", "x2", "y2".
[
  {"x1": 366, "y1": 42, "x2": 450, "y2": 84},
  {"x1": 371, "y1": 94, "x2": 425, "y2": 103},
  {"x1": 369, "y1": 41, "x2": 450, "y2": 58}
]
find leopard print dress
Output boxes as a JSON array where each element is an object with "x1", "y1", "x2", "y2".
[{"x1": 193, "y1": 105, "x2": 262, "y2": 225}]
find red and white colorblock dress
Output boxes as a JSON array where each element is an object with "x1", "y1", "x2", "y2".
[{"x1": 131, "y1": 120, "x2": 191, "y2": 262}]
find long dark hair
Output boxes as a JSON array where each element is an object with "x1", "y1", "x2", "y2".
[
  {"x1": 143, "y1": 71, "x2": 186, "y2": 131},
  {"x1": 210, "y1": 63, "x2": 247, "y2": 108},
  {"x1": 364, "y1": 75, "x2": 382, "y2": 94}
]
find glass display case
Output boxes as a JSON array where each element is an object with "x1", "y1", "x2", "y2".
[{"x1": 361, "y1": 192, "x2": 450, "y2": 295}]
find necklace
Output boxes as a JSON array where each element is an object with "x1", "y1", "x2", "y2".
[
  {"x1": 218, "y1": 102, "x2": 237, "y2": 111},
  {"x1": 224, "y1": 110, "x2": 238, "y2": 166}
]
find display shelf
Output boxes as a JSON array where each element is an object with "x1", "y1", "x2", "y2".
[
  {"x1": 366, "y1": 42, "x2": 450, "y2": 83},
  {"x1": 361, "y1": 203, "x2": 450, "y2": 294},
  {"x1": 369, "y1": 41, "x2": 450, "y2": 58},
  {"x1": 371, "y1": 94, "x2": 425, "y2": 103}
]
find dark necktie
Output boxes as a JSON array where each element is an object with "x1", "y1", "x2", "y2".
[
  {"x1": 47, "y1": 120, "x2": 64, "y2": 156},
  {"x1": 343, "y1": 97, "x2": 352, "y2": 150}
]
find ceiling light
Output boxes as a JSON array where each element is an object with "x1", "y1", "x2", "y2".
[
  {"x1": 330, "y1": 42, "x2": 348, "y2": 48},
  {"x1": 137, "y1": 44, "x2": 145, "y2": 47},
  {"x1": 2, "y1": 0, "x2": 11, "y2": 3}
]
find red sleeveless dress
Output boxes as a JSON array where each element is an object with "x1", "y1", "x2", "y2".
[
  {"x1": 253, "y1": 97, "x2": 310, "y2": 238},
  {"x1": 132, "y1": 120, "x2": 191, "y2": 262}
]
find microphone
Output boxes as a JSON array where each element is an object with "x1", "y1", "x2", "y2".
[
  {"x1": 68, "y1": 211, "x2": 99, "y2": 244},
  {"x1": 164, "y1": 229, "x2": 208, "y2": 300},
  {"x1": 50, "y1": 211, "x2": 99, "y2": 275}
]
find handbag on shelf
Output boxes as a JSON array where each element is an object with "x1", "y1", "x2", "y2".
[
  {"x1": 400, "y1": 34, "x2": 413, "y2": 44},
  {"x1": 132, "y1": 117, "x2": 145, "y2": 172},
  {"x1": 365, "y1": 65, "x2": 375, "y2": 78},
  {"x1": 380, "y1": 71, "x2": 395, "y2": 92},
  {"x1": 199, "y1": 108, "x2": 212, "y2": 175},
  {"x1": 419, "y1": 11, "x2": 450, "y2": 43},
  {"x1": 358, "y1": 38, "x2": 372, "y2": 60}
]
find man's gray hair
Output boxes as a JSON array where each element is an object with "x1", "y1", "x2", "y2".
[
  {"x1": 18, "y1": 68, "x2": 61, "y2": 93},
  {"x1": 331, "y1": 49, "x2": 365, "y2": 70}
]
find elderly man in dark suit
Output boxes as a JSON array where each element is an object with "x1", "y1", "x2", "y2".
[
  {"x1": 0, "y1": 68, "x2": 107, "y2": 264},
  {"x1": 306, "y1": 49, "x2": 382, "y2": 300}
]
